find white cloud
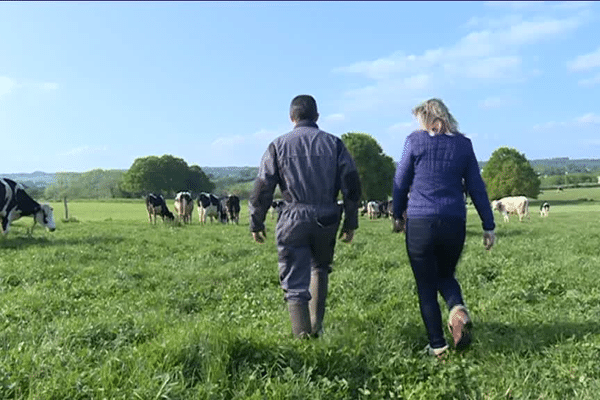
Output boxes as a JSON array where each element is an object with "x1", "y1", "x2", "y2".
[
  {"x1": 336, "y1": 14, "x2": 583, "y2": 82},
  {"x1": 387, "y1": 121, "x2": 415, "y2": 133},
  {"x1": 479, "y1": 96, "x2": 506, "y2": 109},
  {"x1": 533, "y1": 121, "x2": 566, "y2": 131},
  {"x1": 533, "y1": 113, "x2": 600, "y2": 130},
  {"x1": 463, "y1": 15, "x2": 524, "y2": 30},
  {"x1": 552, "y1": 1, "x2": 594, "y2": 10},
  {"x1": 575, "y1": 113, "x2": 600, "y2": 125},
  {"x1": 323, "y1": 113, "x2": 345, "y2": 123},
  {"x1": 59, "y1": 145, "x2": 108, "y2": 157},
  {"x1": 252, "y1": 128, "x2": 281, "y2": 142},
  {"x1": 578, "y1": 72, "x2": 600, "y2": 87},
  {"x1": 0, "y1": 76, "x2": 17, "y2": 98},
  {"x1": 341, "y1": 74, "x2": 432, "y2": 112},
  {"x1": 210, "y1": 135, "x2": 245, "y2": 148},
  {"x1": 484, "y1": 1, "x2": 545, "y2": 9},
  {"x1": 42, "y1": 82, "x2": 59, "y2": 90},
  {"x1": 465, "y1": 56, "x2": 522, "y2": 79},
  {"x1": 567, "y1": 46, "x2": 600, "y2": 71}
]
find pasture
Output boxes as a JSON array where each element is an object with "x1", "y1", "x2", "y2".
[{"x1": 1, "y1": 189, "x2": 599, "y2": 399}]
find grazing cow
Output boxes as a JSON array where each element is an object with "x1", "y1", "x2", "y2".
[
  {"x1": 367, "y1": 201, "x2": 380, "y2": 219},
  {"x1": 174, "y1": 191, "x2": 194, "y2": 224},
  {"x1": 271, "y1": 200, "x2": 285, "y2": 220},
  {"x1": 197, "y1": 193, "x2": 220, "y2": 224},
  {"x1": 378, "y1": 200, "x2": 394, "y2": 219},
  {"x1": 218, "y1": 197, "x2": 229, "y2": 224},
  {"x1": 0, "y1": 178, "x2": 56, "y2": 235},
  {"x1": 360, "y1": 200, "x2": 368, "y2": 217},
  {"x1": 225, "y1": 195, "x2": 241, "y2": 224},
  {"x1": 540, "y1": 202, "x2": 550, "y2": 217},
  {"x1": 491, "y1": 196, "x2": 530, "y2": 222},
  {"x1": 145, "y1": 193, "x2": 175, "y2": 224}
]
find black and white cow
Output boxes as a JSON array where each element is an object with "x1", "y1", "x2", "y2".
[
  {"x1": 540, "y1": 202, "x2": 550, "y2": 217},
  {"x1": 197, "y1": 193, "x2": 220, "y2": 224},
  {"x1": 271, "y1": 199, "x2": 285, "y2": 220},
  {"x1": 145, "y1": 193, "x2": 175, "y2": 224},
  {"x1": 0, "y1": 178, "x2": 56, "y2": 235},
  {"x1": 225, "y1": 195, "x2": 241, "y2": 224},
  {"x1": 175, "y1": 191, "x2": 194, "y2": 224},
  {"x1": 218, "y1": 197, "x2": 229, "y2": 224}
]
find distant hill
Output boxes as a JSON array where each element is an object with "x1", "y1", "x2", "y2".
[
  {"x1": 1, "y1": 171, "x2": 56, "y2": 186},
  {"x1": 479, "y1": 157, "x2": 600, "y2": 174},
  {"x1": 3, "y1": 159, "x2": 599, "y2": 190}
]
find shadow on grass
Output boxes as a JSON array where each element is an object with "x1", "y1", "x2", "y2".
[
  {"x1": 0, "y1": 235, "x2": 124, "y2": 249},
  {"x1": 476, "y1": 321, "x2": 600, "y2": 354}
]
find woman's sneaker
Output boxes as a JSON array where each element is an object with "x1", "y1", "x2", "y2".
[
  {"x1": 448, "y1": 305, "x2": 472, "y2": 350},
  {"x1": 425, "y1": 344, "x2": 449, "y2": 358}
]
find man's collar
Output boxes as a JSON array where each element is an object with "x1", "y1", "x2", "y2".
[{"x1": 294, "y1": 120, "x2": 319, "y2": 129}]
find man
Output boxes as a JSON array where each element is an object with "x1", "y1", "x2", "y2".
[{"x1": 249, "y1": 95, "x2": 361, "y2": 339}]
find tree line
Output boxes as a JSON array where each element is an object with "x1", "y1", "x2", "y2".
[{"x1": 40, "y1": 133, "x2": 594, "y2": 203}]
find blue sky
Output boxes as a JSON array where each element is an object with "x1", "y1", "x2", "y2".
[{"x1": 1, "y1": 1, "x2": 599, "y2": 174}]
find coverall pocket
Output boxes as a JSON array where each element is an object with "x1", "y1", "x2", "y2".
[{"x1": 316, "y1": 213, "x2": 339, "y2": 228}]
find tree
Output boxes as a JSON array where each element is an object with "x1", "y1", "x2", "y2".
[
  {"x1": 341, "y1": 132, "x2": 395, "y2": 201},
  {"x1": 482, "y1": 147, "x2": 541, "y2": 200},
  {"x1": 120, "y1": 155, "x2": 214, "y2": 196},
  {"x1": 186, "y1": 165, "x2": 215, "y2": 194}
]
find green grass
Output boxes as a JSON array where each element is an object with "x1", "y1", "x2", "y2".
[{"x1": 1, "y1": 189, "x2": 599, "y2": 399}]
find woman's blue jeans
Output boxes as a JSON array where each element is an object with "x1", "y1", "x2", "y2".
[{"x1": 405, "y1": 216, "x2": 466, "y2": 348}]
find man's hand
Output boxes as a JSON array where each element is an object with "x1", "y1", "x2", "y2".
[
  {"x1": 483, "y1": 230, "x2": 495, "y2": 250},
  {"x1": 339, "y1": 229, "x2": 354, "y2": 243},
  {"x1": 392, "y1": 218, "x2": 406, "y2": 233},
  {"x1": 252, "y1": 230, "x2": 267, "y2": 243}
]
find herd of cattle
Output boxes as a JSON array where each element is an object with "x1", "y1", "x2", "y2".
[
  {"x1": 145, "y1": 192, "x2": 241, "y2": 225},
  {"x1": 0, "y1": 176, "x2": 552, "y2": 236}
]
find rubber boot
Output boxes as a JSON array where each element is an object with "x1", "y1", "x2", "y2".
[
  {"x1": 309, "y1": 269, "x2": 329, "y2": 338},
  {"x1": 288, "y1": 302, "x2": 311, "y2": 339}
]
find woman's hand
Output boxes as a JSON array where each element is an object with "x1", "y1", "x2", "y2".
[{"x1": 483, "y1": 230, "x2": 495, "y2": 250}]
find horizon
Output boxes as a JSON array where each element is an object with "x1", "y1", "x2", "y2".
[
  {"x1": 4, "y1": 155, "x2": 600, "y2": 177},
  {"x1": 2, "y1": 2, "x2": 599, "y2": 174}
]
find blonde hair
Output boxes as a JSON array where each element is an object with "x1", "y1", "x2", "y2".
[{"x1": 412, "y1": 98, "x2": 459, "y2": 135}]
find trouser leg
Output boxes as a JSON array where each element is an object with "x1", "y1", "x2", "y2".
[
  {"x1": 435, "y1": 218, "x2": 466, "y2": 311},
  {"x1": 406, "y1": 218, "x2": 447, "y2": 349}
]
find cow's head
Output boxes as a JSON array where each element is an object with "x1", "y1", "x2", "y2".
[
  {"x1": 491, "y1": 200, "x2": 503, "y2": 212},
  {"x1": 35, "y1": 204, "x2": 56, "y2": 232}
]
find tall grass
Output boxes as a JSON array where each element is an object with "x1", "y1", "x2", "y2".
[{"x1": 0, "y1": 189, "x2": 599, "y2": 399}]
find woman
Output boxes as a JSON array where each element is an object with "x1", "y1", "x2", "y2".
[{"x1": 392, "y1": 98, "x2": 496, "y2": 357}]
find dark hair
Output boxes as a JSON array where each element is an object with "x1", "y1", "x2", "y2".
[{"x1": 290, "y1": 95, "x2": 318, "y2": 122}]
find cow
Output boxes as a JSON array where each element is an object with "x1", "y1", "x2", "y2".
[
  {"x1": 540, "y1": 202, "x2": 550, "y2": 217},
  {"x1": 491, "y1": 196, "x2": 530, "y2": 222},
  {"x1": 218, "y1": 197, "x2": 229, "y2": 224},
  {"x1": 0, "y1": 178, "x2": 56, "y2": 235},
  {"x1": 174, "y1": 191, "x2": 194, "y2": 224},
  {"x1": 271, "y1": 200, "x2": 285, "y2": 220},
  {"x1": 197, "y1": 192, "x2": 220, "y2": 224},
  {"x1": 367, "y1": 201, "x2": 380, "y2": 219},
  {"x1": 225, "y1": 195, "x2": 241, "y2": 224},
  {"x1": 145, "y1": 193, "x2": 175, "y2": 224},
  {"x1": 360, "y1": 200, "x2": 368, "y2": 217}
]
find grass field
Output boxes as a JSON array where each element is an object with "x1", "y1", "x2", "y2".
[{"x1": 1, "y1": 188, "x2": 599, "y2": 399}]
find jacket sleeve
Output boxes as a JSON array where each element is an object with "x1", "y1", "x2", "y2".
[
  {"x1": 393, "y1": 135, "x2": 414, "y2": 219},
  {"x1": 337, "y1": 140, "x2": 361, "y2": 232},
  {"x1": 463, "y1": 139, "x2": 496, "y2": 231},
  {"x1": 248, "y1": 142, "x2": 279, "y2": 232}
]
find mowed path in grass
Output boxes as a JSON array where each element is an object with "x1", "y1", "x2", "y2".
[{"x1": 0, "y1": 188, "x2": 599, "y2": 399}]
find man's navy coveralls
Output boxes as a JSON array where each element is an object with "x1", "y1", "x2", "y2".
[{"x1": 249, "y1": 120, "x2": 361, "y2": 303}]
